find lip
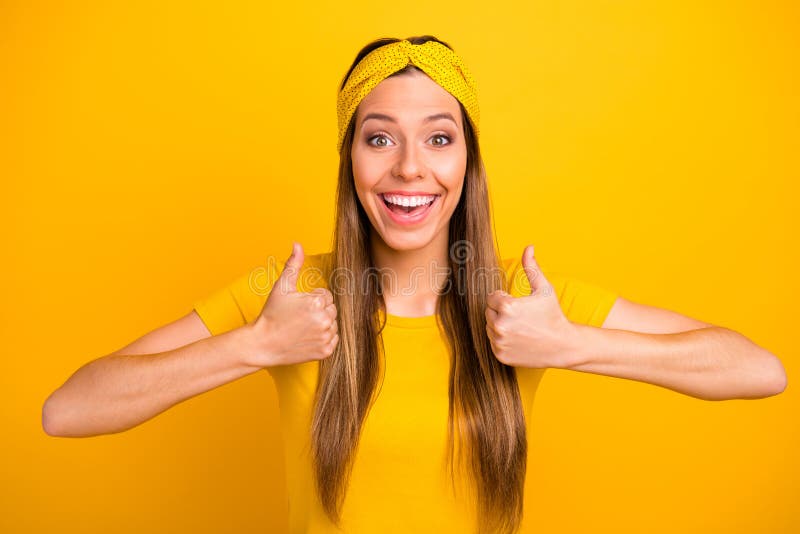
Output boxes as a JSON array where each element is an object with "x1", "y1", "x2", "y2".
[
  {"x1": 378, "y1": 193, "x2": 439, "y2": 226},
  {"x1": 380, "y1": 190, "x2": 438, "y2": 196}
]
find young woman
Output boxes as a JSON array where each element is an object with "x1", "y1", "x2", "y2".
[{"x1": 43, "y1": 35, "x2": 787, "y2": 534}]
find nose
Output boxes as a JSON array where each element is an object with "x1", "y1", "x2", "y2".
[{"x1": 392, "y1": 140, "x2": 426, "y2": 181}]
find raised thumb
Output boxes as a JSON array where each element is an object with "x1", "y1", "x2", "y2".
[
  {"x1": 277, "y1": 242, "x2": 304, "y2": 293},
  {"x1": 521, "y1": 244, "x2": 545, "y2": 295}
]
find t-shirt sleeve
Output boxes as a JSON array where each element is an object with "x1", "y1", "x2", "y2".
[
  {"x1": 192, "y1": 259, "x2": 283, "y2": 336},
  {"x1": 503, "y1": 257, "x2": 618, "y2": 327}
]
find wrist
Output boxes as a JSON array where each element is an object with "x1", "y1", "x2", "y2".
[
  {"x1": 557, "y1": 321, "x2": 594, "y2": 370},
  {"x1": 237, "y1": 319, "x2": 276, "y2": 369}
]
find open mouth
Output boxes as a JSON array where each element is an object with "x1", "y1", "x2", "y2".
[
  {"x1": 380, "y1": 193, "x2": 438, "y2": 214},
  {"x1": 378, "y1": 192, "x2": 440, "y2": 225}
]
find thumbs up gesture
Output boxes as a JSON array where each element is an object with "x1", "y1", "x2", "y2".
[
  {"x1": 249, "y1": 242, "x2": 339, "y2": 368},
  {"x1": 485, "y1": 245, "x2": 578, "y2": 369}
]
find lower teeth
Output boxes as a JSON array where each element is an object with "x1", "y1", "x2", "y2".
[
  {"x1": 388, "y1": 201, "x2": 430, "y2": 214},
  {"x1": 403, "y1": 205, "x2": 423, "y2": 213}
]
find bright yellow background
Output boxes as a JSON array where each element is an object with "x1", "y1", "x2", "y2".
[{"x1": 3, "y1": 1, "x2": 797, "y2": 532}]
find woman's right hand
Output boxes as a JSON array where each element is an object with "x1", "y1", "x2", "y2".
[{"x1": 246, "y1": 242, "x2": 339, "y2": 368}]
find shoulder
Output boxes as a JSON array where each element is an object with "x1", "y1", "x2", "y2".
[
  {"x1": 500, "y1": 256, "x2": 617, "y2": 327},
  {"x1": 194, "y1": 250, "x2": 333, "y2": 331},
  {"x1": 500, "y1": 256, "x2": 568, "y2": 299},
  {"x1": 249, "y1": 250, "x2": 332, "y2": 293}
]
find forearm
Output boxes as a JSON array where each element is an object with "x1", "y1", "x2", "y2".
[
  {"x1": 43, "y1": 324, "x2": 262, "y2": 437},
  {"x1": 562, "y1": 324, "x2": 787, "y2": 401}
]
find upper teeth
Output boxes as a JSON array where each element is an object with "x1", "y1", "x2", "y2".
[{"x1": 383, "y1": 194, "x2": 436, "y2": 207}]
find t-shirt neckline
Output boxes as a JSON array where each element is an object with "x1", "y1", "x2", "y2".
[{"x1": 381, "y1": 310, "x2": 439, "y2": 329}]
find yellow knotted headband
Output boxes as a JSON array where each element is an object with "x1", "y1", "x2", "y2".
[{"x1": 336, "y1": 39, "x2": 480, "y2": 153}]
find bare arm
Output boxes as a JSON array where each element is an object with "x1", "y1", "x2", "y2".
[
  {"x1": 41, "y1": 243, "x2": 340, "y2": 438},
  {"x1": 41, "y1": 311, "x2": 261, "y2": 438},
  {"x1": 563, "y1": 297, "x2": 786, "y2": 400}
]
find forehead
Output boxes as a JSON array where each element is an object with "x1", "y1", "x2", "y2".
[{"x1": 355, "y1": 71, "x2": 462, "y2": 124}]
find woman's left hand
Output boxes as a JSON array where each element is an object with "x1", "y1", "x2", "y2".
[{"x1": 485, "y1": 245, "x2": 580, "y2": 369}]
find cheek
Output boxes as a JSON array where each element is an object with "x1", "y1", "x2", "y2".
[
  {"x1": 351, "y1": 159, "x2": 371, "y2": 199},
  {"x1": 442, "y1": 158, "x2": 467, "y2": 195},
  {"x1": 436, "y1": 178, "x2": 464, "y2": 221},
  {"x1": 352, "y1": 150, "x2": 383, "y2": 189},
  {"x1": 434, "y1": 148, "x2": 467, "y2": 187},
  {"x1": 351, "y1": 165, "x2": 380, "y2": 217},
  {"x1": 445, "y1": 184, "x2": 465, "y2": 215},
  {"x1": 437, "y1": 158, "x2": 467, "y2": 183}
]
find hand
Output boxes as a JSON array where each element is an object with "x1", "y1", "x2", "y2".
[
  {"x1": 485, "y1": 245, "x2": 578, "y2": 369},
  {"x1": 247, "y1": 242, "x2": 339, "y2": 367}
]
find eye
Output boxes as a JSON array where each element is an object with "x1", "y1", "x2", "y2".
[
  {"x1": 365, "y1": 132, "x2": 453, "y2": 148},
  {"x1": 430, "y1": 134, "x2": 452, "y2": 147},
  {"x1": 366, "y1": 132, "x2": 393, "y2": 147}
]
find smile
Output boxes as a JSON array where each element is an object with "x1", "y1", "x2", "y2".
[{"x1": 378, "y1": 192, "x2": 440, "y2": 226}]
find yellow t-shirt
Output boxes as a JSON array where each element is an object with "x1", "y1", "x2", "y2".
[{"x1": 192, "y1": 252, "x2": 618, "y2": 533}]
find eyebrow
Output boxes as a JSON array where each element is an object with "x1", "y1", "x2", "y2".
[{"x1": 360, "y1": 112, "x2": 458, "y2": 127}]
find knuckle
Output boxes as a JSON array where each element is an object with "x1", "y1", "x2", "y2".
[
  {"x1": 323, "y1": 339, "x2": 337, "y2": 357},
  {"x1": 312, "y1": 309, "x2": 329, "y2": 327}
]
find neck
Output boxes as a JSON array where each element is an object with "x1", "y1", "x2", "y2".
[{"x1": 369, "y1": 227, "x2": 450, "y2": 317}]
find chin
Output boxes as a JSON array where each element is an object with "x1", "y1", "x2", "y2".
[{"x1": 377, "y1": 232, "x2": 433, "y2": 252}]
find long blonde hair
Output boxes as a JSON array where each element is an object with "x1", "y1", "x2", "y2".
[{"x1": 310, "y1": 35, "x2": 527, "y2": 534}]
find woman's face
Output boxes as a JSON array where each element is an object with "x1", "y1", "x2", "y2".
[{"x1": 351, "y1": 70, "x2": 468, "y2": 254}]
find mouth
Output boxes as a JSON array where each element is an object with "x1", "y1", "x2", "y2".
[{"x1": 378, "y1": 192, "x2": 440, "y2": 226}]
